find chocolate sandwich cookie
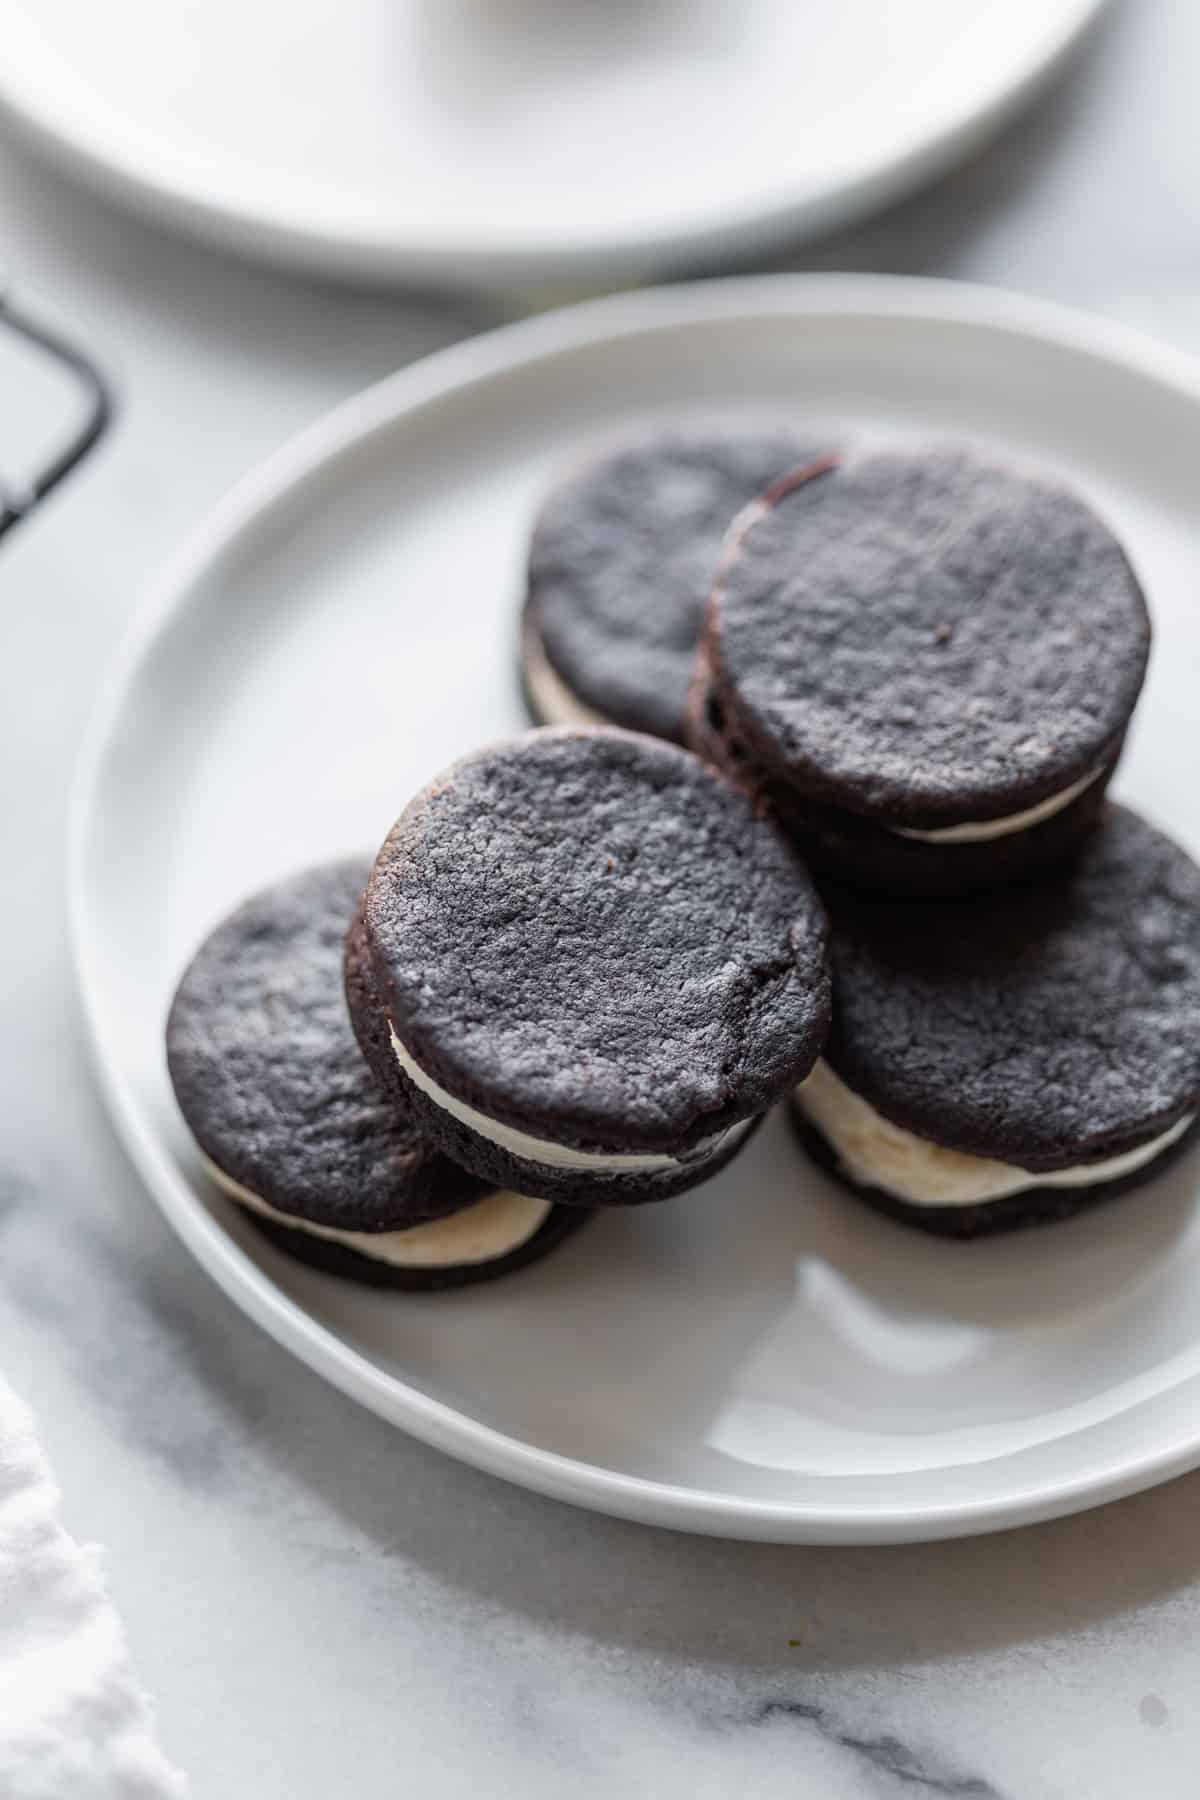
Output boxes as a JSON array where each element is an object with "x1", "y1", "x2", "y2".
[
  {"x1": 791, "y1": 805, "x2": 1200, "y2": 1237},
  {"x1": 167, "y1": 861, "x2": 588, "y2": 1288},
  {"x1": 700, "y1": 446, "x2": 1150, "y2": 896},
  {"x1": 349, "y1": 727, "x2": 832, "y2": 1205},
  {"x1": 522, "y1": 426, "x2": 828, "y2": 744}
]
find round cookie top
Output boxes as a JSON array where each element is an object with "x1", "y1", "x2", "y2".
[
  {"x1": 526, "y1": 425, "x2": 828, "y2": 743},
  {"x1": 823, "y1": 805, "x2": 1200, "y2": 1169},
  {"x1": 709, "y1": 446, "x2": 1151, "y2": 828},
  {"x1": 167, "y1": 860, "x2": 476, "y2": 1230},
  {"x1": 365, "y1": 727, "x2": 832, "y2": 1152}
]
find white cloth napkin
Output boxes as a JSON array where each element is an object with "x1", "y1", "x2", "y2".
[{"x1": 0, "y1": 1376, "x2": 187, "y2": 1799}]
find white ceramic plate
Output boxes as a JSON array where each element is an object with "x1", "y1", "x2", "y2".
[
  {"x1": 0, "y1": 0, "x2": 1104, "y2": 287},
  {"x1": 71, "y1": 276, "x2": 1200, "y2": 1542}
]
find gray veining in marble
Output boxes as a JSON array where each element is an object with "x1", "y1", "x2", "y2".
[{"x1": 4, "y1": 2, "x2": 1200, "y2": 1794}]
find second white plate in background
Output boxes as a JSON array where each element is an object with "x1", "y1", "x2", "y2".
[{"x1": 0, "y1": 0, "x2": 1104, "y2": 285}]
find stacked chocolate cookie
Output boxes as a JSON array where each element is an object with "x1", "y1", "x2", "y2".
[
  {"x1": 345, "y1": 728, "x2": 830, "y2": 1208},
  {"x1": 521, "y1": 425, "x2": 829, "y2": 743},
  {"x1": 167, "y1": 861, "x2": 590, "y2": 1288},
  {"x1": 793, "y1": 807, "x2": 1200, "y2": 1237},
  {"x1": 695, "y1": 447, "x2": 1147, "y2": 897}
]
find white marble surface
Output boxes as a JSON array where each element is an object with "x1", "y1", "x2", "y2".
[{"x1": 4, "y1": 2, "x2": 1200, "y2": 1793}]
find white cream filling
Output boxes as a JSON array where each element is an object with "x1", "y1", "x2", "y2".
[
  {"x1": 521, "y1": 622, "x2": 614, "y2": 729},
  {"x1": 890, "y1": 766, "x2": 1104, "y2": 844},
  {"x1": 389, "y1": 1025, "x2": 752, "y2": 1174},
  {"x1": 200, "y1": 1152, "x2": 551, "y2": 1268},
  {"x1": 795, "y1": 1060, "x2": 1194, "y2": 1208}
]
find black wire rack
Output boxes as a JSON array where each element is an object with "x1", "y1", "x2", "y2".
[{"x1": 0, "y1": 293, "x2": 112, "y2": 544}]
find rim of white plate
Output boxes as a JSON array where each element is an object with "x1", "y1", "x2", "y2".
[
  {"x1": 0, "y1": 2, "x2": 1105, "y2": 285},
  {"x1": 68, "y1": 274, "x2": 1200, "y2": 1542}
]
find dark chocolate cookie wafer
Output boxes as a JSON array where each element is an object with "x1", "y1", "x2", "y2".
[
  {"x1": 523, "y1": 426, "x2": 829, "y2": 743},
  {"x1": 349, "y1": 727, "x2": 831, "y2": 1205},
  {"x1": 701, "y1": 446, "x2": 1150, "y2": 895},
  {"x1": 167, "y1": 861, "x2": 588, "y2": 1287},
  {"x1": 790, "y1": 805, "x2": 1200, "y2": 1236}
]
